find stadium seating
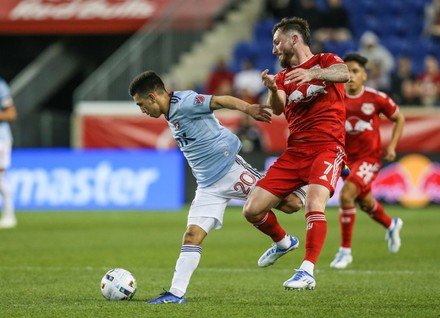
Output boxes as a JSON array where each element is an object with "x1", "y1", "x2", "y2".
[{"x1": 231, "y1": 0, "x2": 438, "y2": 75}]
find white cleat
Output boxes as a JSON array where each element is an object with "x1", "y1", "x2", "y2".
[
  {"x1": 258, "y1": 235, "x2": 299, "y2": 268},
  {"x1": 330, "y1": 251, "x2": 353, "y2": 269},
  {"x1": 283, "y1": 269, "x2": 316, "y2": 290},
  {"x1": 0, "y1": 217, "x2": 17, "y2": 229},
  {"x1": 386, "y1": 218, "x2": 403, "y2": 253}
]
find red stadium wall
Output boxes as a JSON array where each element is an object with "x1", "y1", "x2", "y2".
[
  {"x1": 0, "y1": 0, "x2": 229, "y2": 34},
  {"x1": 74, "y1": 107, "x2": 440, "y2": 154}
]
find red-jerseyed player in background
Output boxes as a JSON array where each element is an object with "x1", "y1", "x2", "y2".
[
  {"x1": 242, "y1": 17, "x2": 349, "y2": 290},
  {"x1": 330, "y1": 53, "x2": 405, "y2": 269}
]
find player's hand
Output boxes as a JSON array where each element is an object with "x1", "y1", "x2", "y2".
[
  {"x1": 383, "y1": 146, "x2": 396, "y2": 162},
  {"x1": 261, "y1": 69, "x2": 277, "y2": 92},
  {"x1": 285, "y1": 68, "x2": 313, "y2": 85},
  {"x1": 247, "y1": 104, "x2": 272, "y2": 123}
]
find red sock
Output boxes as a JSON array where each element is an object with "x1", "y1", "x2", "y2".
[
  {"x1": 304, "y1": 211, "x2": 327, "y2": 264},
  {"x1": 247, "y1": 210, "x2": 286, "y2": 242},
  {"x1": 339, "y1": 207, "x2": 356, "y2": 248},
  {"x1": 367, "y1": 201, "x2": 392, "y2": 228}
]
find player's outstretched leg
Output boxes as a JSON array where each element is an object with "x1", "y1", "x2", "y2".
[
  {"x1": 283, "y1": 269, "x2": 316, "y2": 290},
  {"x1": 258, "y1": 234, "x2": 299, "y2": 267},
  {"x1": 385, "y1": 218, "x2": 403, "y2": 253},
  {"x1": 147, "y1": 290, "x2": 186, "y2": 305}
]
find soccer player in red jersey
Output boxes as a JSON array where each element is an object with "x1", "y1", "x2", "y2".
[
  {"x1": 242, "y1": 17, "x2": 349, "y2": 290},
  {"x1": 330, "y1": 53, "x2": 405, "y2": 269}
]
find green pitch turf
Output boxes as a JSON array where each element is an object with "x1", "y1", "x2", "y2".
[{"x1": 0, "y1": 205, "x2": 439, "y2": 317}]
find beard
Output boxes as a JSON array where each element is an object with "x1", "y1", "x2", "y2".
[{"x1": 279, "y1": 52, "x2": 293, "y2": 68}]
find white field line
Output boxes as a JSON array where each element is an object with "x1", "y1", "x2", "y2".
[{"x1": 0, "y1": 266, "x2": 436, "y2": 275}]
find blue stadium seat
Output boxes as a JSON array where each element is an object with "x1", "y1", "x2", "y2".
[
  {"x1": 253, "y1": 19, "x2": 275, "y2": 43},
  {"x1": 383, "y1": 36, "x2": 412, "y2": 56},
  {"x1": 255, "y1": 56, "x2": 277, "y2": 74},
  {"x1": 238, "y1": 0, "x2": 434, "y2": 81},
  {"x1": 232, "y1": 42, "x2": 257, "y2": 64},
  {"x1": 323, "y1": 40, "x2": 357, "y2": 58}
]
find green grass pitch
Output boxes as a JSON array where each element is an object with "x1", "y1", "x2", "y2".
[{"x1": 0, "y1": 205, "x2": 439, "y2": 317}]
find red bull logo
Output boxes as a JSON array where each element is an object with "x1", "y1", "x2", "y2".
[
  {"x1": 288, "y1": 82, "x2": 327, "y2": 104},
  {"x1": 346, "y1": 117, "x2": 373, "y2": 134},
  {"x1": 373, "y1": 154, "x2": 439, "y2": 208}
]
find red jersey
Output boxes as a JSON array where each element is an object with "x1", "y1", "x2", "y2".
[
  {"x1": 276, "y1": 53, "x2": 346, "y2": 147},
  {"x1": 344, "y1": 86, "x2": 399, "y2": 163}
]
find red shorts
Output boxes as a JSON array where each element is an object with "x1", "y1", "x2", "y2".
[
  {"x1": 344, "y1": 156, "x2": 381, "y2": 199},
  {"x1": 257, "y1": 141, "x2": 346, "y2": 198}
]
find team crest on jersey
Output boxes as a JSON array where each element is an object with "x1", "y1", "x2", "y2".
[
  {"x1": 361, "y1": 103, "x2": 375, "y2": 115},
  {"x1": 193, "y1": 95, "x2": 205, "y2": 106},
  {"x1": 172, "y1": 121, "x2": 180, "y2": 129}
]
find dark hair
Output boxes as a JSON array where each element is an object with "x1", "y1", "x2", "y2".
[
  {"x1": 128, "y1": 70, "x2": 166, "y2": 97},
  {"x1": 272, "y1": 17, "x2": 311, "y2": 46},
  {"x1": 343, "y1": 53, "x2": 369, "y2": 68}
]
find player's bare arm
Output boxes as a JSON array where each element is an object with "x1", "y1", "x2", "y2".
[
  {"x1": 262, "y1": 69, "x2": 286, "y2": 115},
  {"x1": 285, "y1": 64, "x2": 349, "y2": 85},
  {"x1": 210, "y1": 95, "x2": 272, "y2": 123},
  {"x1": 0, "y1": 105, "x2": 17, "y2": 121},
  {"x1": 384, "y1": 111, "x2": 405, "y2": 162}
]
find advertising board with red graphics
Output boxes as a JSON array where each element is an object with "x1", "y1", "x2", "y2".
[{"x1": 0, "y1": 0, "x2": 228, "y2": 34}]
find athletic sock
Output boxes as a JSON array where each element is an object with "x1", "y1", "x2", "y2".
[
  {"x1": 367, "y1": 200, "x2": 392, "y2": 229},
  {"x1": 304, "y1": 211, "x2": 327, "y2": 265},
  {"x1": 0, "y1": 173, "x2": 14, "y2": 220},
  {"x1": 299, "y1": 260, "x2": 315, "y2": 276},
  {"x1": 247, "y1": 210, "x2": 286, "y2": 243},
  {"x1": 339, "y1": 206, "x2": 356, "y2": 248},
  {"x1": 170, "y1": 245, "x2": 201, "y2": 297}
]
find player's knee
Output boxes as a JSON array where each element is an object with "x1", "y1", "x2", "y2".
[
  {"x1": 183, "y1": 226, "x2": 205, "y2": 245},
  {"x1": 280, "y1": 198, "x2": 302, "y2": 214},
  {"x1": 339, "y1": 188, "x2": 355, "y2": 206},
  {"x1": 242, "y1": 199, "x2": 263, "y2": 221},
  {"x1": 359, "y1": 201, "x2": 374, "y2": 213}
]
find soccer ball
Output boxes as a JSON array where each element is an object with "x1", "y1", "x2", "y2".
[{"x1": 101, "y1": 268, "x2": 137, "y2": 300}]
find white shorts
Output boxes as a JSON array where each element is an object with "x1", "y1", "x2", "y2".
[
  {"x1": 0, "y1": 141, "x2": 12, "y2": 170},
  {"x1": 188, "y1": 155, "x2": 263, "y2": 233}
]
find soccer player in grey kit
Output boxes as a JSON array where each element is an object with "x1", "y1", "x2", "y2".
[
  {"x1": 0, "y1": 76, "x2": 17, "y2": 229},
  {"x1": 128, "y1": 71, "x2": 308, "y2": 304}
]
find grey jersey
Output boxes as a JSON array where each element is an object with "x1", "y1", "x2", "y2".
[
  {"x1": 0, "y1": 78, "x2": 13, "y2": 142},
  {"x1": 167, "y1": 90, "x2": 241, "y2": 187}
]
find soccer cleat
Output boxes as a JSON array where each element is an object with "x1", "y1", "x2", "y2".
[
  {"x1": 330, "y1": 251, "x2": 353, "y2": 269},
  {"x1": 147, "y1": 291, "x2": 186, "y2": 304},
  {"x1": 385, "y1": 218, "x2": 403, "y2": 253},
  {"x1": 258, "y1": 235, "x2": 299, "y2": 268},
  {"x1": 0, "y1": 217, "x2": 17, "y2": 229},
  {"x1": 283, "y1": 269, "x2": 316, "y2": 290}
]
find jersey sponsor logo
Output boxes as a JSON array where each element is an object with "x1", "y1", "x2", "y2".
[
  {"x1": 356, "y1": 161, "x2": 380, "y2": 184},
  {"x1": 193, "y1": 95, "x2": 205, "y2": 106},
  {"x1": 287, "y1": 82, "x2": 327, "y2": 103},
  {"x1": 345, "y1": 116, "x2": 373, "y2": 134},
  {"x1": 361, "y1": 103, "x2": 375, "y2": 115}
]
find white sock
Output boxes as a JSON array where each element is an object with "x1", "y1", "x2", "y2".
[
  {"x1": 339, "y1": 247, "x2": 351, "y2": 254},
  {"x1": 0, "y1": 172, "x2": 14, "y2": 220},
  {"x1": 276, "y1": 234, "x2": 292, "y2": 249},
  {"x1": 169, "y1": 245, "x2": 202, "y2": 297},
  {"x1": 300, "y1": 260, "x2": 315, "y2": 276}
]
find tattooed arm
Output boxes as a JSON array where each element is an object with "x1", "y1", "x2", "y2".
[{"x1": 286, "y1": 64, "x2": 349, "y2": 85}]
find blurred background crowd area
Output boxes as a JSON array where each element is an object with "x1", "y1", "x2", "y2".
[
  {"x1": 209, "y1": 0, "x2": 440, "y2": 109},
  {"x1": 1, "y1": 0, "x2": 440, "y2": 149}
]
